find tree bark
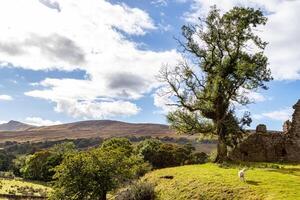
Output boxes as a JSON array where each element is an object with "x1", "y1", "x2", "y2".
[
  {"x1": 215, "y1": 137, "x2": 228, "y2": 163},
  {"x1": 100, "y1": 191, "x2": 107, "y2": 200},
  {"x1": 215, "y1": 123, "x2": 228, "y2": 163}
]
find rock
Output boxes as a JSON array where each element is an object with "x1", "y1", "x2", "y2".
[{"x1": 256, "y1": 124, "x2": 267, "y2": 134}]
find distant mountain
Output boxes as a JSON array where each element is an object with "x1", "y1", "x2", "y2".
[
  {"x1": 0, "y1": 120, "x2": 34, "y2": 131},
  {"x1": 0, "y1": 120, "x2": 177, "y2": 142}
]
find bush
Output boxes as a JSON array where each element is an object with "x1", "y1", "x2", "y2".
[
  {"x1": 188, "y1": 152, "x2": 208, "y2": 164},
  {"x1": 0, "y1": 171, "x2": 14, "y2": 179},
  {"x1": 137, "y1": 139, "x2": 199, "y2": 168},
  {"x1": 116, "y1": 181, "x2": 156, "y2": 200}
]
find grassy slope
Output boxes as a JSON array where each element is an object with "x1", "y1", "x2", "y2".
[
  {"x1": 143, "y1": 163, "x2": 300, "y2": 200},
  {"x1": 0, "y1": 178, "x2": 50, "y2": 196}
]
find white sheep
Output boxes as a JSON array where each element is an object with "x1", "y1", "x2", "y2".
[{"x1": 238, "y1": 168, "x2": 247, "y2": 182}]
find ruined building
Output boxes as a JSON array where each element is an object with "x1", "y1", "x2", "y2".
[
  {"x1": 290, "y1": 100, "x2": 300, "y2": 137},
  {"x1": 230, "y1": 100, "x2": 300, "y2": 162}
]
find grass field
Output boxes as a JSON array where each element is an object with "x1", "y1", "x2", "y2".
[
  {"x1": 0, "y1": 178, "x2": 50, "y2": 198},
  {"x1": 143, "y1": 163, "x2": 300, "y2": 200}
]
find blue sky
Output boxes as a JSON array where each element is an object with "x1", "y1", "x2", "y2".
[{"x1": 0, "y1": 0, "x2": 299, "y2": 131}]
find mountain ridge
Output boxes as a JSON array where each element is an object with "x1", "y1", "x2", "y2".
[
  {"x1": 0, "y1": 120, "x2": 176, "y2": 142},
  {"x1": 0, "y1": 120, "x2": 35, "y2": 131}
]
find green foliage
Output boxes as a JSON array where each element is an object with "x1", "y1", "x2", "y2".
[
  {"x1": 189, "y1": 152, "x2": 208, "y2": 164},
  {"x1": 11, "y1": 155, "x2": 26, "y2": 176},
  {"x1": 50, "y1": 142, "x2": 76, "y2": 156},
  {"x1": 116, "y1": 181, "x2": 156, "y2": 200},
  {"x1": 101, "y1": 137, "x2": 133, "y2": 156},
  {"x1": 21, "y1": 150, "x2": 56, "y2": 181},
  {"x1": 137, "y1": 139, "x2": 206, "y2": 168},
  {"x1": 137, "y1": 139, "x2": 162, "y2": 167},
  {"x1": 160, "y1": 6, "x2": 272, "y2": 162},
  {"x1": 51, "y1": 138, "x2": 150, "y2": 200},
  {"x1": 2, "y1": 138, "x2": 104, "y2": 156},
  {"x1": 0, "y1": 151, "x2": 14, "y2": 171},
  {"x1": 20, "y1": 142, "x2": 76, "y2": 181}
]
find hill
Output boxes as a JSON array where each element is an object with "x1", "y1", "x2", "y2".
[
  {"x1": 0, "y1": 120, "x2": 177, "y2": 142},
  {"x1": 0, "y1": 120, "x2": 34, "y2": 131},
  {"x1": 143, "y1": 163, "x2": 300, "y2": 200}
]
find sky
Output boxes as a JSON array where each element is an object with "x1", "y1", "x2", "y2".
[{"x1": 0, "y1": 0, "x2": 299, "y2": 131}]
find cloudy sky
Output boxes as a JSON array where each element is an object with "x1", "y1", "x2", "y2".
[{"x1": 0, "y1": 0, "x2": 299, "y2": 130}]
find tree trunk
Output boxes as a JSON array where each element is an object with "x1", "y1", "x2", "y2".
[
  {"x1": 100, "y1": 191, "x2": 107, "y2": 200},
  {"x1": 215, "y1": 137, "x2": 228, "y2": 163},
  {"x1": 215, "y1": 123, "x2": 228, "y2": 163}
]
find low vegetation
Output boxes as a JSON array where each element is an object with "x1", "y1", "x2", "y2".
[
  {"x1": 0, "y1": 178, "x2": 50, "y2": 197},
  {"x1": 143, "y1": 163, "x2": 300, "y2": 200},
  {"x1": 115, "y1": 181, "x2": 156, "y2": 200}
]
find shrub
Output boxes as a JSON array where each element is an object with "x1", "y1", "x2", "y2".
[
  {"x1": 116, "y1": 181, "x2": 156, "y2": 200},
  {"x1": 188, "y1": 152, "x2": 208, "y2": 164},
  {"x1": 0, "y1": 171, "x2": 15, "y2": 179},
  {"x1": 137, "y1": 139, "x2": 199, "y2": 168}
]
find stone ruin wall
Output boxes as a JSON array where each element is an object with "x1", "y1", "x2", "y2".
[
  {"x1": 230, "y1": 99, "x2": 300, "y2": 162},
  {"x1": 290, "y1": 100, "x2": 300, "y2": 137}
]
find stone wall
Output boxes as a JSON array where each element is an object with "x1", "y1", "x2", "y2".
[
  {"x1": 290, "y1": 100, "x2": 300, "y2": 137},
  {"x1": 230, "y1": 99, "x2": 300, "y2": 162}
]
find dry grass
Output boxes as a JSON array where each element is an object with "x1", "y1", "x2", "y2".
[{"x1": 0, "y1": 178, "x2": 50, "y2": 197}]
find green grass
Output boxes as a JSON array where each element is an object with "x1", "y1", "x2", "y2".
[
  {"x1": 143, "y1": 163, "x2": 300, "y2": 200},
  {"x1": 0, "y1": 178, "x2": 50, "y2": 197}
]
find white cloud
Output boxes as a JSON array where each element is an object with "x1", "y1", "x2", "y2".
[
  {"x1": 151, "y1": 0, "x2": 168, "y2": 7},
  {"x1": 253, "y1": 108, "x2": 293, "y2": 121},
  {"x1": 54, "y1": 99, "x2": 140, "y2": 119},
  {"x1": 247, "y1": 92, "x2": 266, "y2": 103},
  {"x1": 0, "y1": 0, "x2": 180, "y2": 119},
  {"x1": 184, "y1": 0, "x2": 300, "y2": 80},
  {"x1": 238, "y1": 89, "x2": 268, "y2": 103},
  {"x1": 0, "y1": 120, "x2": 8, "y2": 124},
  {"x1": 24, "y1": 117, "x2": 62, "y2": 126},
  {"x1": 0, "y1": 95, "x2": 13, "y2": 101},
  {"x1": 176, "y1": 0, "x2": 190, "y2": 3}
]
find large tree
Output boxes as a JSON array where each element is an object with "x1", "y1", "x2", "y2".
[{"x1": 159, "y1": 6, "x2": 272, "y2": 162}]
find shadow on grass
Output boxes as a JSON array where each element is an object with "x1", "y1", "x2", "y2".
[{"x1": 246, "y1": 180, "x2": 260, "y2": 185}]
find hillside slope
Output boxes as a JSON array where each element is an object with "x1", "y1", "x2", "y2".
[
  {"x1": 0, "y1": 120, "x2": 176, "y2": 142},
  {"x1": 0, "y1": 120, "x2": 34, "y2": 131},
  {"x1": 143, "y1": 163, "x2": 300, "y2": 200}
]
